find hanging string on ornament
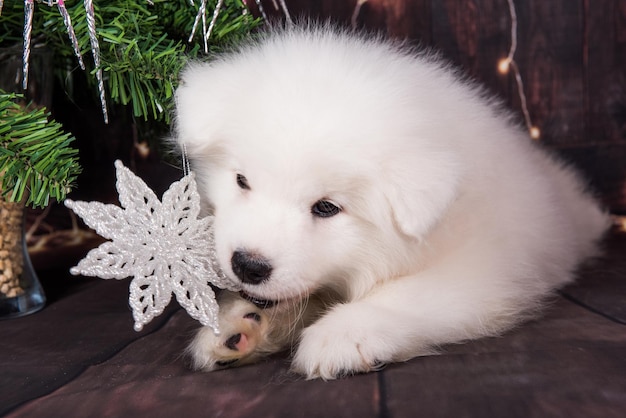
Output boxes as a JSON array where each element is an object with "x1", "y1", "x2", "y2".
[
  {"x1": 498, "y1": 0, "x2": 540, "y2": 140},
  {"x1": 57, "y1": 0, "x2": 85, "y2": 70},
  {"x1": 22, "y1": 0, "x2": 34, "y2": 90},
  {"x1": 84, "y1": 0, "x2": 109, "y2": 123}
]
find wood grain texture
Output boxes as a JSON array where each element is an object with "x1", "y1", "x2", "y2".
[
  {"x1": 515, "y1": 0, "x2": 585, "y2": 145},
  {"x1": 585, "y1": 0, "x2": 626, "y2": 145},
  {"x1": 285, "y1": 0, "x2": 624, "y2": 145},
  {"x1": 354, "y1": 0, "x2": 432, "y2": 41},
  {"x1": 282, "y1": 0, "x2": 626, "y2": 212},
  {"x1": 430, "y1": 0, "x2": 510, "y2": 106},
  {"x1": 4, "y1": 232, "x2": 626, "y2": 417}
]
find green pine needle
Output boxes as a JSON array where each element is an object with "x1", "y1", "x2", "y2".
[
  {"x1": 0, "y1": 91, "x2": 81, "y2": 208},
  {"x1": 0, "y1": 1, "x2": 258, "y2": 208},
  {"x1": 0, "y1": 0, "x2": 260, "y2": 124}
]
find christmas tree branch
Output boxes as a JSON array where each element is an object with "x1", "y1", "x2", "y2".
[
  {"x1": 0, "y1": 0, "x2": 260, "y2": 124},
  {"x1": 0, "y1": 90, "x2": 81, "y2": 208}
]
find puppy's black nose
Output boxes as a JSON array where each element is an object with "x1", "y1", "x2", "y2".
[{"x1": 231, "y1": 250, "x2": 272, "y2": 285}]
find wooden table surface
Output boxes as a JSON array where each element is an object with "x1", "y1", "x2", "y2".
[{"x1": 2, "y1": 230, "x2": 625, "y2": 418}]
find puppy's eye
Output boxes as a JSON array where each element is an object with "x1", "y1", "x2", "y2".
[
  {"x1": 311, "y1": 200, "x2": 341, "y2": 218},
  {"x1": 236, "y1": 174, "x2": 250, "y2": 190}
]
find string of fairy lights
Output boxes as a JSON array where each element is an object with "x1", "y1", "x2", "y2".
[
  {"x1": 498, "y1": 0, "x2": 540, "y2": 140},
  {"x1": 352, "y1": 0, "x2": 540, "y2": 141},
  {"x1": 355, "y1": 0, "x2": 626, "y2": 230}
]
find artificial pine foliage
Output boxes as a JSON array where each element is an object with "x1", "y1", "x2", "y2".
[
  {"x1": 0, "y1": 0, "x2": 259, "y2": 208},
  {"x1": 0, "y1": 90, "x2": 80, "y2": 208},
  {"x1": 0, "y1": 0, "x2": 259, "y2": 123}
]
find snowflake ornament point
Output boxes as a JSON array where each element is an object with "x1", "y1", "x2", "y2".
[{"x1": 65, "y1": 160, "x2": 239, "y2": 334}]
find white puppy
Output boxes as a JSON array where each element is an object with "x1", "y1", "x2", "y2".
[{"x1": 174, "y1": 26, "x2": 609, "y2": 380}]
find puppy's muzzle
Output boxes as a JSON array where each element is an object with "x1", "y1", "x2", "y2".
[{"x1": 231, "y1": 250, "x2": 273, "y2": 285}]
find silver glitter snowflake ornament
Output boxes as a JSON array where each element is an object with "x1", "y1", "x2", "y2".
[{"x1": 65, "y1": 160, "x2": 239, "y2": 333}]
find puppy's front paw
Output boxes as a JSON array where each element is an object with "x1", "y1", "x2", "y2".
[
  {"x1": 187, "y1": 292, "x2": 270, "y2": 371},
  {"x1": 291, "y1": 305, "x2": 385, "y2": 380}
]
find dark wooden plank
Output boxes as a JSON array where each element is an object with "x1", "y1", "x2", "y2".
[
  {"x1": 384, "y1": 347, "x2": 626, "y2": 417},
  {"x1": 430, "y1": 0, "x2": 512, "y2": 111},
  {"x1": 430, "y1": 0, "x2": 587, "y2": 145},
  {"x1": 561, "y1": 229, "x2": 626, "y2": 324},
  {"x1": 509, "y1": 0, "x2": 585, "y2": 146},
  {"x1": 283, "y1": 0, "x2": 621, "y2": 149},
  {"x1": 8, "y1": 311, "x2": 381, "y2": 418},
  {"x1": 286, "y1": 0, "x2": 431, "y2": 41},
  {"x1": 281, "y1": 0, "x2": 358, "y2": 25},
  {"x1": 585, "y1": 0, "x2": 626, "y2": 144},
  {"x1": 431, "y1": 0, "x2": 482, "y2": 74},
  {"x1": 557, "y1": 143, "x2": 626, "y2": 214},
  {"x1": 6, "y1": 233, "x2": 626, "y2": 417},
  {"x1": 256, "y1": 1, "x2": 625, "y2": 212},
  {"x1": 0, "y1": 277, "x2": 179, "y2": 415},
  {"x1": 354, "y1": 0, "x2": 432, "y2": 41},
  {"x1": 383, "y1": 263, "x2": 626, "y2": 417}
]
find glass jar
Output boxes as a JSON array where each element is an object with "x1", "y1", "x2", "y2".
[{"x1": 0, "y1": 196, "x2": 46, "y2": 318}]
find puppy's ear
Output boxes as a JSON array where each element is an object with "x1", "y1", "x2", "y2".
[{"x1": 384, "y1": 151, "x2": 460, "y2": 240}]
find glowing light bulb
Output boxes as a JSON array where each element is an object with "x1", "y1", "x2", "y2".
[
  {"x1": 529, "y1": 126, "x2": 541, "y2": 140},
  {"x1": 498, "y1": 58, "x2": 511, "y2": 74}
]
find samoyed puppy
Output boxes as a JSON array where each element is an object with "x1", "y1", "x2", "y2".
[{"x1": 174, "y1": 26, "x2": 608, "y2": 380}]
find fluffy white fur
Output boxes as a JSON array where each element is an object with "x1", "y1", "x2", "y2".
[{"x1": 174, "y1": 26, "x2": 609, "y2": 380}]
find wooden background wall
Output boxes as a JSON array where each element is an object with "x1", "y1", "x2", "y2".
[{"x1": 259, "y1": 0, "x2": 626, "y2": 213}]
